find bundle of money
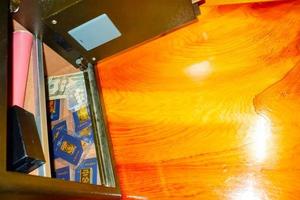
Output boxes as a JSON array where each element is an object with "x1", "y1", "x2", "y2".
[
  {"x1": 47, "y1": 72, "x2": 100, "y2": 185},
  {"x1": 48, "y1": 72, "x2": 88, "y2": 111}
]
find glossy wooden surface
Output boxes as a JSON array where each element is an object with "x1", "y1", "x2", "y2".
[
  {"x1": 98, "y1": 1, "x2": 300, "y2": 199},
  {"x1": 205, "y1": 0, "x2": 288, "y2": 5}
]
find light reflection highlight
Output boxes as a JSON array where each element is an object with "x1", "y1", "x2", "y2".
[
  {"x1": 184, "y1": 61, "x2": 212, "y2": 81},
  {"x1": 230, "y1": 177, "x2": 269, "y2": 200},
  {"x1": 249, "y1": 114, "x2": 272, "y2": 163}
]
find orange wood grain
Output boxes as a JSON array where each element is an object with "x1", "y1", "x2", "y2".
[
  {"x1": 205, "y1": 0, "x2": 290, "y2": 5},
  {"x1": 98, "y1": 1, "x2": 300, "y2": 199}
]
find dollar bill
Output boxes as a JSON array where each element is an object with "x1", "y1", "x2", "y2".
[
  {"x1": 47, "y1": 72, "x2": 88, "y2": 111},
  {"x1": 48, "y1": 76, "x2": 69, "y2": 99}
]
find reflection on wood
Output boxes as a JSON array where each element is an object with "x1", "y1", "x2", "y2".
[{"x1": 98, "y1": 1, "x2": 300, "y2": 199}]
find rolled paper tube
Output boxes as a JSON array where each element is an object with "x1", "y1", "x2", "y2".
[{"x1": 12, "y1": 31, "x2": 33, "y2": 108}]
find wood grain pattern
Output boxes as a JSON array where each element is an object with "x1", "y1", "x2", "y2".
[
  {"x1": 97, "y1": 1, "x2": 300, "y2": 199},
  {"x1": 205, "y1": 0, "x2": 290, "y2": 5}
]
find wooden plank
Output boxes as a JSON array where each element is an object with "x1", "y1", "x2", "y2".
[
  {"x1": 0, "y1": 171, "x2": 121, "y2": 199},
  {"x1": 99, "y1": 1, "x2": 300, "y2": 199}
]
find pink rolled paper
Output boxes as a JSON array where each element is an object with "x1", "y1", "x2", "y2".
[{"x1": 12, "y1": 31, "x2": 33, "y2": 108}]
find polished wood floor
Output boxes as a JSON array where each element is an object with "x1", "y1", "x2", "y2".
[{"x1": 97, "y1": 1, "x2": 300, "y2": 199}]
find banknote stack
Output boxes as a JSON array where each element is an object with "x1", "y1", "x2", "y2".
[{"x1": 47, "y1": 72, "x2": 100, "y2": 185}]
